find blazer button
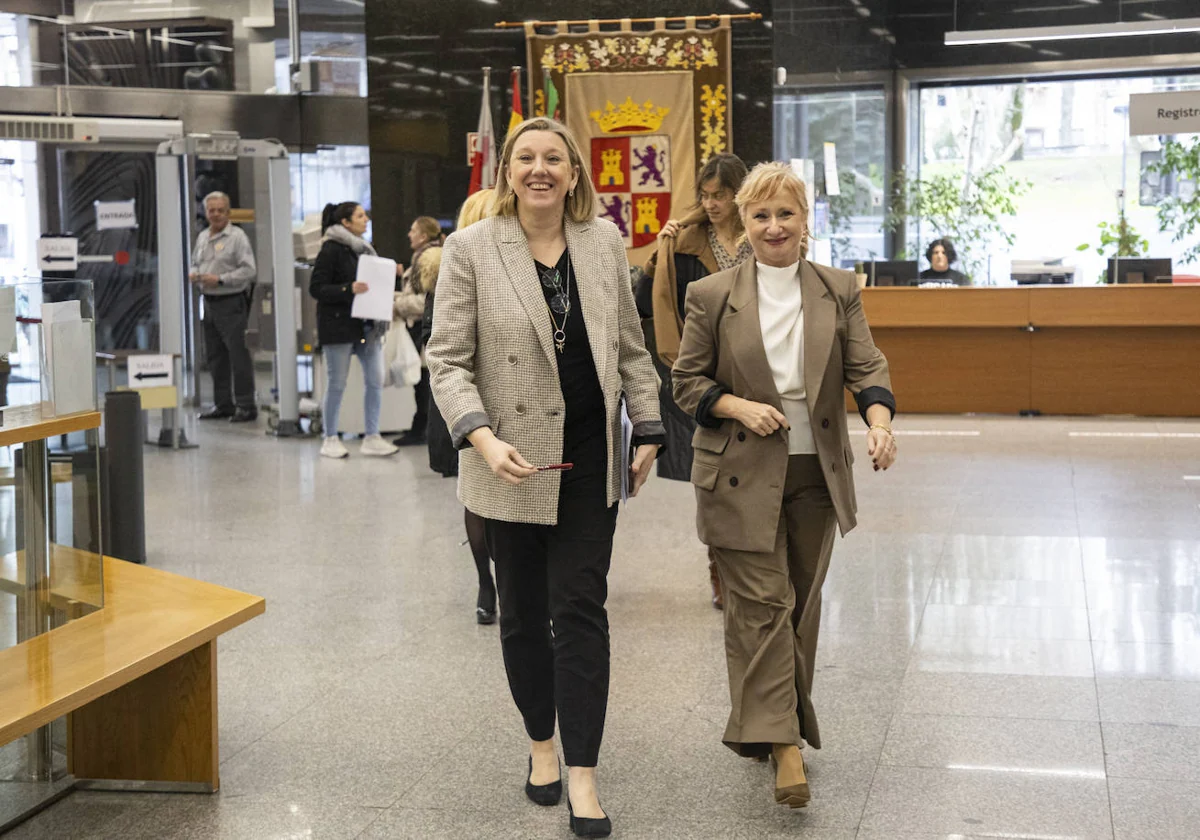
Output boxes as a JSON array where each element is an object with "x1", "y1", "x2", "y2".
[
  {"x1": 729, "y1": 476, "x2": 739, "y2": 487},
  {"x1": 737, "y1": 431, "x2": 746, "y2": 442},
  {"x1": 507, "y1": 354, "x2": 518, "y2": 365},
  {"x1": 831, "y1": 462, "x2": 837, "y2": 473},
  {"x1": 515, "y1": 404, "x2": 526, "y2": 415},
  {"x1": 612, "y1": 339, "x2": 619, "y2": 350},
  {"x1": 821, "y1": 418, "x2": 830, "y2": 429}
]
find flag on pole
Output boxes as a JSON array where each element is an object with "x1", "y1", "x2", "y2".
[
  {"x1": 508, "y1": 67, "x2": 523, "y2": 135},
  {"x1": 545, "y1": 76, "x2": 560, "y2": 122},
  {"x1": 468, "y1": 67, "x2": 496, "y2": 196}
]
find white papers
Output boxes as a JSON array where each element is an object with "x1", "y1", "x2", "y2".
[
  {"x1": 40, "y1": 300, "x2": 95, "y2": 416},
  {"x1": 350, "y1": 255, "x2": 397, "y2": 323},
  {"x1": 0, "y1": 286, "x2": 15, "y2": 355},
  {"x1": 620, "y1": 395, "x2": 633, "y2": 502},
  {"x1": 823, "y1": 142, "x2": 840, "y2": 196}
]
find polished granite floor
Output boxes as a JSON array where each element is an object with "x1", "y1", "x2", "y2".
[{"x1": 7, "y1": 412, "x2": 1200, "y2": 839}]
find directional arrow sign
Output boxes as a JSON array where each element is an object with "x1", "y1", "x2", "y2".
[{"x1": 128, "y1": 354, "x2": 174, "y2": 390}]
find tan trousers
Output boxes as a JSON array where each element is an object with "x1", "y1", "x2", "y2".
[{"x1": 711, "y1": 455, "x2": 838, "y2": 757}]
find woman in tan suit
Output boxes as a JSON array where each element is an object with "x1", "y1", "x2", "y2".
[
  {"x1": 427, "y1": 117, "x2": 663, "y2": 838},
  {"x1": 672, "y1": 161, "x2": 897, "y2": 809}
]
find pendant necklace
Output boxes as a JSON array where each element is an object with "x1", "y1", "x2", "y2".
[{"x1": 539, "y1": 258, "x2": 572, "y2": 353}]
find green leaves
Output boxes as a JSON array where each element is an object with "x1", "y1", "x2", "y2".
[
  {"x1": 1146, "y1": 137, "x2": 1200, "y2": 265},
  {"x1": 1076, "y1": 213, "x2": 1149, "y2": 283},
  {"x1": 883, "y1": 165, "x2": 1030, "y2": 282}
]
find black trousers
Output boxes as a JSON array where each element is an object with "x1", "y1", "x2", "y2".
[
  {"x1": 202, "y1": 294, "x2": 255, "y2": 411},
  {"x1": 408, "y1": 321, "x2": 430, "y2": 434},
  {"x1": 485, "y1": 480, "x2": 618, "y2": 767}
]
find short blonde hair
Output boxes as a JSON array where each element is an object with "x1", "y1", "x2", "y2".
[
  {"x1": 735, "y1": 161, "x2": 810, "y2": 256},
  {"x1": 492, "y1": 117, "x2": 596, "y2": 223},
  {"x1": 456, "y1": 188, "x2": 494, "y2": 231}
]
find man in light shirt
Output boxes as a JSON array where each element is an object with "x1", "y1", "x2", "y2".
[{"x1": 190, "y1": 191, "x2": 258, "y2": 422}]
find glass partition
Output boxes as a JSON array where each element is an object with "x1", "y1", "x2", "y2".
[
  {"x1": 775, "y1": 88, "x2": 888, "y2": 268},
  {"x1": 0, "y1": 278, "x2": 102, "y2": 829},
  {"x1": 912, "y1": 73, "x2": 1200, "y2": 285}
]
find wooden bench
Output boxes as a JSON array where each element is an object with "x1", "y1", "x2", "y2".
[{"x1": 0, "y1": 555, "x2": 265, "y2": 794}]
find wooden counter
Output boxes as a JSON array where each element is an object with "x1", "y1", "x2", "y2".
[{"x1": 855, "y1": 285, "x2": 1200, "y2": 417}]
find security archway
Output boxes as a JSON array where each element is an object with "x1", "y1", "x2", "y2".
[{"x1": 155, "y1": 134, "x2": 301, "y2": 440}]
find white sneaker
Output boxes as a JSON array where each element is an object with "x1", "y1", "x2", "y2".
[
  {"x1": 320, "y1": 436, "x2": 349, "y2": 459},
  {"x1": 360, "y1": 434, "x2": 399, "y2": 457}
]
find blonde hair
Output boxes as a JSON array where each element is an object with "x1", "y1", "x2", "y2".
[
  {"x1": 456, "y1": 188, "x2": 494, "y2": 231},
  {"x1": 735, "y1": 161, "x2": 810, "y2": 258},
  {"x1": 492, "y1": 117, "x2": 596, "y2": 223},
  {"x1": 412, "y1": 215, "x2": 441, "y2": 243}
]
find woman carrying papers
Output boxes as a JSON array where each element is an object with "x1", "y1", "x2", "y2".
[{"x1": 309, "y1": 201, "x2": 399, "y2": 458}]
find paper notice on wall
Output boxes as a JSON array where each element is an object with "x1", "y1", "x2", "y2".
[
  {"x1": 823, "y1": 142, "x2": 840, "y2": 196},
  {"x1": 350, "y1": 255, "x2": 397, "y2": 323},
  {"x1": 0, "y1": 286, "x2": 15, "y2": 355},
  {"x1": 95, "y1": 199, "x2": 137, "y2": 230}
]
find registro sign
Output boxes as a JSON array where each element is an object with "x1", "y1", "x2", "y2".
[
  {"x1": 1130, "y1": 91, "x2": 1200, "y2": 136},
  {"x1": 128, "y1": 354, "x2": 174, "y2": 389}
]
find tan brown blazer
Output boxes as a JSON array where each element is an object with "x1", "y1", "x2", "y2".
[
  {"x1": 427, "y1": 214, "x2": 663, "y2": 525},
  {"x1": 672, "y1": 259, "x2": 894, "y2": 552}
]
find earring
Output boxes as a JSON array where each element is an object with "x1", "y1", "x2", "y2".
[{"x1": 569, "y1": 187, "x2": 575, "y2": 197}]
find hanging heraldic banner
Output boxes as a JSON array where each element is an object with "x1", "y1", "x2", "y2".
[{"x1": 526, "y1": 21, "x2": 734, "y2": 265}]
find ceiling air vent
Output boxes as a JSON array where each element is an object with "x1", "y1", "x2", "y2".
[{"x1": 0, "y1": 116, "x2": 99, "y2": 143}]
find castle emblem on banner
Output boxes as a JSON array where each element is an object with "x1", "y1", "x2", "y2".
[{"x1": 590, "y1": 98, "x2": 672, "y2": 248}]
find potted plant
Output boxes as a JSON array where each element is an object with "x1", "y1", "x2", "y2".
[{"x1": 1076, "y1": 194, "x2": 1148, "y2": 284}]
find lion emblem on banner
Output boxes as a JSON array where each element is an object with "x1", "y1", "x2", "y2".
[{"x1": 591, "y1": 135, "x2": 672, "y2": 248}]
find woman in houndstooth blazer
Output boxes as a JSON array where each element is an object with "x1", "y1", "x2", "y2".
[{"x1": 426, "y1": 117, "x2": 663, "y2": 838}]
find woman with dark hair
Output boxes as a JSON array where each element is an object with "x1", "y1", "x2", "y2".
[
  {"x1": 309, "y1": 201, "x2": 399, "y2": 458},
  {"x1": 920, "y1": 238, "x2": 969, "y2": 285},
  {"x1": 640, "y1": 152, "x2": 751, "y2": 609},
  {"x1": 393, "y1": 215, "x2": 445, "y2": 446}
]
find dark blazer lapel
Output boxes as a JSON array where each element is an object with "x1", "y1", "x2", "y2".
[
  {"x1": 800, "y1": 260, "x2": 836, "y2": 403},
  {"x1": 565, "y1": 218, "x2": 608, "y2": 384},
  {"x1": 495, "y1": 215, "x2": 557, "y2": 366},
  {"x1": 724, "y1": 259, "x2": 783, "y2": 411}
]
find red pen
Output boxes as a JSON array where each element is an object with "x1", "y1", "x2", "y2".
[{"x1": 537, "y1": 463, "x2": 574, "y2": 471}]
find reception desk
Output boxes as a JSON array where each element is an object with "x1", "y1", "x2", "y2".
[{"x1": 854, "y1": 285, "x2": 1200, "y2": 417}]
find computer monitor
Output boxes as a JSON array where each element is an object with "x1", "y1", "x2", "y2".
[
  {"x1": 1108, "y1": 258, "x2": 1173, "y2": 284},
  {"x1": 868, "y1": 260, "x2": 919, "y2": 287}
]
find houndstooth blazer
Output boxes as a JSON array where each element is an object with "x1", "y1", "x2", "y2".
[{"x1": 426, "y1": 214, "x2": 664, "y2": 525}]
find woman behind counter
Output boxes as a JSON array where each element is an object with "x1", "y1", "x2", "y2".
[
  {"x1": 919, "y1": 237, "x2": 969, "y2": 285},
  {"x1": 672, "y1": 161, "x2": 898, "y2": 810},
  {"x1": 642, "y1": 152, "x2": 751, "y2": 610},
  {"x1": 427, "y1": 117, "x2": 663, "y2": 838}
]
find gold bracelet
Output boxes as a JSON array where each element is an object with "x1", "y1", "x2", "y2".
[{"x1": 869, "y1": 424, "x2": 894, "y2": 437}]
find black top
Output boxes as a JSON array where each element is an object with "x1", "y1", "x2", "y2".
[
  {"x1": 309, "y1": 239, "x2": 368, "y2": 345},
  {"x1": 535, "y1": 251, "x2": 607, "y2": 487},
  {"x1": 919, "y1": 267, "x2": 969, "y2": 286}
]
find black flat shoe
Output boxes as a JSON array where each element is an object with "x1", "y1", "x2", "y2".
[
  {"x1": 568, "y1": 799, "x2": 611, "y2": 838},
  {"x1": 229, "y1": 407, "x2": 258, "y2": 423},
  {"x1": 199, "y1": 407, "x2": 234, "y2": 420},
  {"x1": 476, "y1": 606, "x2": 496, "y2": 625},
  {"x1": 392, "y1": 429, "x2": 425, "y2": 446},
  {"x1": 525, "y1": 755, "x2": 562, "y2": 806}
]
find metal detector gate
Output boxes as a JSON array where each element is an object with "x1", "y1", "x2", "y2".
[{"x1": 155, "y1": 135, "x2": 301, "y2": 442}]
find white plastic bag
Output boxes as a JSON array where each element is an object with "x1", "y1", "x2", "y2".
[{"x1": 385, "y1": 325, "x2": 422, "y2": 387}]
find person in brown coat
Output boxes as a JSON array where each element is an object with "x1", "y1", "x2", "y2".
[
  {"x1": 640, "y1": 153, "x2": 751, "y2": 610},
  {"x1": 672, "y1": 161, "x2": 897, "y2": 810}
]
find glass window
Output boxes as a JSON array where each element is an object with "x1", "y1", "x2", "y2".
[
  {"x1": 289, "y1": 145, "x2": 371, "y2": 225},
  {"x1": 913, "y1": 73, "x2": 1200, "y2": 285},
  {"x1": 775, "y1": 88, "x2": 887, "y2": 267}
]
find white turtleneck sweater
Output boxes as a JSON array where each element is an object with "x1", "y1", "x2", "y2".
[{"x1": 757, "y1": 260, "x2": 816, "y2": 455}]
